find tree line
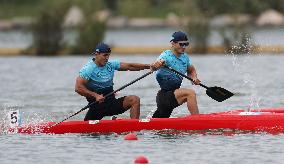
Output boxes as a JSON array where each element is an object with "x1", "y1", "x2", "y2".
[{"x1": 1, "y1": 0, "x2": 282, "y2": 55}]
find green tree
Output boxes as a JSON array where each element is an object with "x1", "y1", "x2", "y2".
[
  {"x1": 31, "y1": 2, "x2": 69, "y2": 55},
  {"x1": 186, "y1": 16, "x2": 210, "y2": 54},
  {"x1": 72, "y1": 19, "x2": 106, "y2": 55}
]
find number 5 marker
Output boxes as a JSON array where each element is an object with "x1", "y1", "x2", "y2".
[{"x1": 7, "y1": 110, "x2": 21, "y2": 128}]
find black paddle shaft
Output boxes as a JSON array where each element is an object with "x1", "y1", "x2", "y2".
[
  {"x1": 51, "y1": 71, "x2": 153, "y2": 127},
  {"x1": 164, "y1": 66, "x2": 234, "y2": 102},
  {"x1": 164, "y1": 66, "x2": 208, "y2": 88}
]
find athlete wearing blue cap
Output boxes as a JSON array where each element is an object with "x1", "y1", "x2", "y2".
[
  {"x1": 75, "y1": 43, "x2": 151, "y2": 120},
  {"x1": 150, "y1": 31, "x2": 201, "y2": 118}
]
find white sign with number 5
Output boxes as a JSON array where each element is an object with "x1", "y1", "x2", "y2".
[{"x1": 7, "y1": 110, "x2": 21, "y2": 127}]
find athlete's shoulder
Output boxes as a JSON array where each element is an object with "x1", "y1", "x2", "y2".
[
  {"x1": 182, "y1": 52, "x2": 190, "y2": 56},
  {"x1": 161, "y1": 50, "x2": 173, "y2": 55},
  {"x1": 108, "y1": 59, "x2": 120, "y2": 64},
  {"x1": 159, "y1": 50, "x2": 173, "y2": 59},
  {"x1": 81, "y1": 59, "x2": 95, "y2": 70},
  {"x1": 107, "y1": 60, "x2": 120, "y2": 70},
  {"x1": 181, "y1": 53, "x2": 192, "y2": 66},
  {"x1": 79, "y1": 59, "x2": 96, "y2": 80},
  {"x1": 181, "y1": 52, "x2": 190, "y2": 59}
]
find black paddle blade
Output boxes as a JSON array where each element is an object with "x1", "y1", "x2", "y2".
[{"x1": 206, "y1": 86, "x2": 234, "y2": 102}]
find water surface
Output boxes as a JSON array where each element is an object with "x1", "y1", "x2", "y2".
[{"x1": 1, "y1": 54, "x2": 284, "y2": 164}]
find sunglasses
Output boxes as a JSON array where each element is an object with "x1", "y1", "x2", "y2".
[{"x1": 177, "y1": 42, "x2": 189, "y2": 47}]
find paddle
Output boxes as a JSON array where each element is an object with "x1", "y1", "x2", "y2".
[
  {"x1": 51, "y1": 71, "x2": 153, "y2": 127},
  {"x1": 164, "y1": 66, "x2": 234, "y2": 102}
]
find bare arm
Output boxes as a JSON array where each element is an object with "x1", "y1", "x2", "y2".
[
  {"x1": 75, "y1": 76, "x2": 104, "y2": 103},
  {"x1": 119, "y1": 62, "x2": 150, "y2": 71},
  {"x1": 150, "y1": 59, "x2": 165, "y2": 70},
  {"x1": 187, "y1": 65, "x2": 201, "y2": 85}
]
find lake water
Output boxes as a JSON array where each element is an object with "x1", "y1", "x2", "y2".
[
  {"x1": 1, "y1": 54, "x2": 284, "y2": 164},
  {"x1": 1, "y1": 28, "x2": 284, "y2": 48}
]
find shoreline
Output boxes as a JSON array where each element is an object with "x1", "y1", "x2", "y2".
[{"x1": 0, "y1": 45, "x2": 284, "y2": 56}]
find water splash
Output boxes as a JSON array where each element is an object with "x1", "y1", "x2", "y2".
[
  {"x1": 228, "y1": 34, "x2": 253, "y2": 55},
  {"x1": 0, "y1": 103, "x2": 54, "y2": 135},
  {"x1": 228, "y1": 35, "x2": 261, "y2": 110},
  {"x1": 146, "y1": 108, "x2": 155, "y2": 119},
  {"x1": 0, "y1": 104, "x2": 23, "y2": 134}
]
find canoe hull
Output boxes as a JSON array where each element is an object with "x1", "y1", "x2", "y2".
[{"x1": 10, "y1": 108, "x2": 284, "y2": 134}]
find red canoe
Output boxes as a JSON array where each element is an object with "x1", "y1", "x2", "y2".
[{"x1": 9, "y1": 108, "x2": 284, "y2": 134}]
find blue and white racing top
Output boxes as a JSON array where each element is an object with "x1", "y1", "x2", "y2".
[
  {"x1": 156, "y1": 50, "x2": 192, "y2": 91},
  {"x1": 79, "y1": 59, "x2": 120, "y2": 100}
]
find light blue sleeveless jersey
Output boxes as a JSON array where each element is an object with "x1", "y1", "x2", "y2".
[
  {"x1": 79, "y1": 59, "x2": 120, "y2": 96},
  {"x1": 156, "y1": 50, "x2": 191, "y2": 90}
]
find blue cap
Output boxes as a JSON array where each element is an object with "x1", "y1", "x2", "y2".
[
  {"x1": 94, "y1": 43, "x2": 111, "y2": 53},
  {"x1": 170, "y1": 31, "x2": 188, "y2": 42}
]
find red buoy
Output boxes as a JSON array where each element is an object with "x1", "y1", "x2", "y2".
[
  {"x1": 134, "y1": 155, "x2": 149, "y2": 164},
  {"x1": 124, "y1": 133, "x2": 138, "y2": 140}
]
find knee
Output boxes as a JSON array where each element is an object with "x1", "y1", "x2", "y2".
[
  {"x1": 186, "y1": 89, "x2": 196, "y2": 98},
  {"x1": 127, "y1": 95, "x2": 140, "y2": 104}
]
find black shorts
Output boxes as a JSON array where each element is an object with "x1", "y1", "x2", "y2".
[
  {"x1": 152, "y1": 89, "x2": 180, "y2": 118},
  {"x1": 84, "y1": 97, "x2": 127, "y2": 120}
]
